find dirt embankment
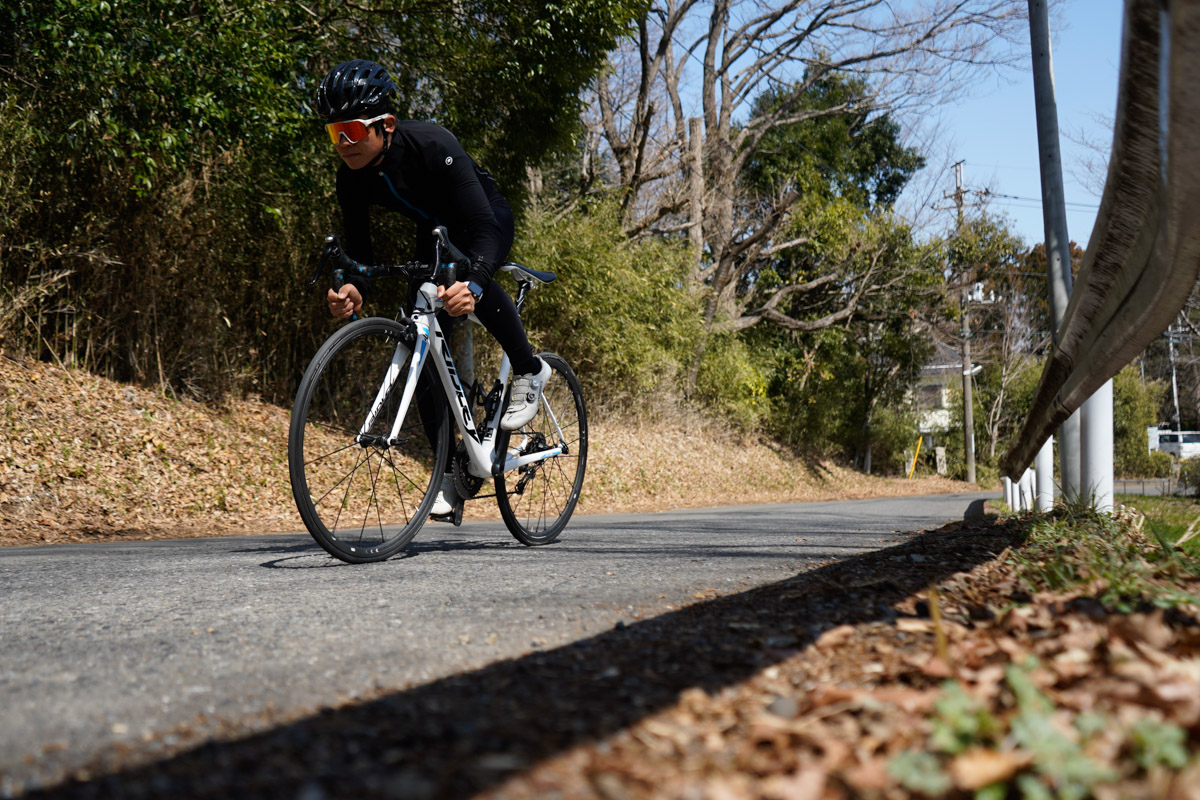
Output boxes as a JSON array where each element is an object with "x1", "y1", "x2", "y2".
[{"x1": 0, "y1": 354, "x2": 970, "y2": 548}]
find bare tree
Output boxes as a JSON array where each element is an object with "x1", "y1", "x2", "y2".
[
  {"x1": 587, "y1": 0, "x2": 1025, "y2": 362},
  {"x1": 1064, "y1": 110, "x2": 1114, "y2": 198},
  {"x1": 980, "y1": 288, "x2": 1042, "y2": 459}
]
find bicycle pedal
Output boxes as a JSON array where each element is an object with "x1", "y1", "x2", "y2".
[{"x1": 429, "y1": 512, "x2": 456, "y2": 524}]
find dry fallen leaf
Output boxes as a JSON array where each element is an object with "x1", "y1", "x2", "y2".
[
  {"x1": 1111, "y1": 610, "x2": 1176, "y2": 650},
  {"x1": 814, "y1": 625, "x2": 856, "y2": 652},
  {"x1": 950, "y1": 748, "x2": 1034, "y2": 790},
  {"x1": 1168, "y1": 763, "x2": 1200, "y2": 800},
  {"x1": 760, "y1": 768, "x2": 827, "y2": 800}
]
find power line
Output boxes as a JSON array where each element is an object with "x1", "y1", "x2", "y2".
[{"x1": 982, "y1": 189, "x2": 1099, "y2": 210}]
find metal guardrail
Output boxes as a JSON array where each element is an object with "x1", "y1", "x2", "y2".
[{"x1": 1000, "y1": 0, "x2": 1200, "y2": 479}]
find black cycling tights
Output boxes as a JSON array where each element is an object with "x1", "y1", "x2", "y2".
[{"x1": 467, "y1": 281, "x2": 539, "y2": 376}]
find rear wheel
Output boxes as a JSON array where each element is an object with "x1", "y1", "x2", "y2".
[
  {"x1": 288, "y1": 318, "x2": 450, "y2": 563},
  {"x1": 495, "y1": 353, "x2": 588, "y2": 546}
]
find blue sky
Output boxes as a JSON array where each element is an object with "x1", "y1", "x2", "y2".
[{"x1": 918, "y1": 0, "x2": 1124, "y2": 248}]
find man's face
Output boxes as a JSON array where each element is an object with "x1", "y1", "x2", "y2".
[{"x1": 330, "y1": 114, "x2": 395, "y2": 170}]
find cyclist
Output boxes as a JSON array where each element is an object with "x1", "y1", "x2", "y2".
[{"x1": 315, "y1": 59, "x2": 550, "y2": 516}]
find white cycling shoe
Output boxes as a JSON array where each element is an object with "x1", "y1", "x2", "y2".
[
  {"x1": 501, "y1": 358, "x2": 552, "y2": 431},
  {"x1": 429, "y1": 473, "x2": 456, "y2": 517}
]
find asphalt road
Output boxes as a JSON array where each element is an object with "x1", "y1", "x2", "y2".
[{"x1": 0, "y1": 491, "x2": 994, "y2": 795}]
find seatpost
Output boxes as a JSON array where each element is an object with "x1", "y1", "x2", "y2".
[{"x1": 513, "y1": 281, "x2": 530, "y2": 312}]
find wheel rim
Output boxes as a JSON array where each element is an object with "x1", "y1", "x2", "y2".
[
  {"x1": 297, "y1": 325, "x2": 443, "y2": 558},
  {"x1": 500, "y1": 358, "x2": 586, "y2": 541}
]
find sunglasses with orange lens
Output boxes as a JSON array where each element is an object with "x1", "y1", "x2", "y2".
[{"x1": 325, "y1": 113, "x2": 391, "y2": 145}]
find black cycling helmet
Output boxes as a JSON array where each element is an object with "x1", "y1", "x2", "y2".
[{"x1": 314, "y1": 59, "x2": 396, "y2": 120}]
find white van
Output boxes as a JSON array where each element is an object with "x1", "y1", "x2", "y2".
[{"x1": 1157, "y1": 431, "x2": 1200, "y2": 459}]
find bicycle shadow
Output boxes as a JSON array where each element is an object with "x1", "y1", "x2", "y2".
[
  {"x1": 254, "y1": 535, "x2": 525, "y2": 568},
  {"x1": 33, "y1": 515, "x2": 1020, "y2": 800}
]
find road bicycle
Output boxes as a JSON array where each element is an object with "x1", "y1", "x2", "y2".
[{"x1": 287, "y1": 228, "x2": 588, "y2": 563}]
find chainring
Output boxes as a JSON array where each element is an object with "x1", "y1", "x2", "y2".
[{"x1": 453, "y1": 442, "x2": 485, "y2": 499}]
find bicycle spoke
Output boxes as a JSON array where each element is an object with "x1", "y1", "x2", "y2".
[
  {"x1": 311, "y1": 445, "x2": 372, "y2": 510},
  {"x1": 303, "y1": 439, "x2": 363, "y2": 469},
  {"x1": 329, "y1": 446, "x2": 371, "y2": 534},
  {"x1": 361, "y1": 447, "x2": 386, "y2": 543}
]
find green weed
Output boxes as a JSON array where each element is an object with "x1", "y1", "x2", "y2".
[{"x1": 1007, "y1": 502, "x2": 1200, "y2": 611}]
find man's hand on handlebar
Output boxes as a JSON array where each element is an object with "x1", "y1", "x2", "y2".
[
  {"x1": 438, "y1": 281, "x2": 476, "y2": 317},
  {"x1": 327, "y1": 284, "x2": 363, "y2": 318}
]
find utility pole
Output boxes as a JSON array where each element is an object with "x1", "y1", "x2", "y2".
[
  {"x1": 687, "y1": 117, "x2": 704, "y2": 254},
  {"x1": 943, "y1": 161, "x2": 978, "y2": 485},
  {"x1": 1169, "y1": 317, "x2": 1183, "y2": 431},
  {"x1": 961, "y1": 289, "x2": 977, "y2": 484},
  {"x1": 1029, "y1": 0, "x2": 1083, "y2": 503},
  {"x1": 946, "y1": 161, "x2": 968, "y2": 227}
]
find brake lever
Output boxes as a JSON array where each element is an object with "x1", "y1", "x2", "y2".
[{"x1": 308, "y1": 234, "x2": 341, "y2": 287}]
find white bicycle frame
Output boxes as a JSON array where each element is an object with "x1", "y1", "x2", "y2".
[{"x1": 358, "y1": 268, "x2": 565, "y2": 481}]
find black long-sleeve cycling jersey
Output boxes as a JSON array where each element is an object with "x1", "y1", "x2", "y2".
[{"x1": 336, "y1": 120, "x2": 510, "y2": 295}]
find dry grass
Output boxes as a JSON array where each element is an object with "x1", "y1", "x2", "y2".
[{"x1": 0, "y1": 354, "x2": 970, "y2": 547}]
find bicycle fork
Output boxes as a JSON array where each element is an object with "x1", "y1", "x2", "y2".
[{"x1": 356, "y1": 321, "x2": 427, "y2": 448}]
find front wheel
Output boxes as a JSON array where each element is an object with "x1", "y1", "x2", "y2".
[
  {"x1": 288, "y1": 317, "x2": 450, "y2": 563},
  {"x1": 495, "y1": 353, "x2": 588, "y2": 546}
]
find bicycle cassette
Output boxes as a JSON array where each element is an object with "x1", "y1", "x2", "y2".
[{"x1": 453, "y1": 443, "x2": 485, "y2": 499}]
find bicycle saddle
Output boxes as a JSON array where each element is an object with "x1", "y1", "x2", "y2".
[{"x1": 501, "y1": 262, "x2": 556, "y2": 284}]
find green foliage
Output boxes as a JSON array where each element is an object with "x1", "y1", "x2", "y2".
[
  {"x1": 1116, "y1": 494, "x2": 1200, "y2": 558},
  {"x1": 1010, "y1": 504, "x2": 1200, "y2": 611},
  {"x1": 705, "y1": 73, "x2": 943, "y2": 460},
  {"x1": 970, "y1": 358, "x2": 1042, "y2": 465},
  {"x1": 742, "y1": 72, "x2": 925, "y2": 210},
  {"x1": 694, "y1": 334, "x2": 771, "y2": 432},
  {"x1": 5, "y1": 0, "x2": 312, "y2": 191},
  {"x1": 1114, "y1": 365, "x2": 1168, "y2": 477},
  {"x1": 746, "y1": 309, "x2": 933, "y2": 470},
  {"x1": 892, "y1": 662, "x2": 1130, "y2": 800},
  {"x1": 1180, "y1": 458, "x2": 1200, "y2": 498},
  {"x1": 929, "y1": 681, "x2": 999, "y2": 755},
  {"x1": 1148, "y1": 450, "x2": 1175, "y2": 478},
  {"x1": 1129, "y1": 717, "x2": 1189, "y2": 770},
  {"x1": 1005, "y1": 661, "x2": 1119, "y2": 800},
  {"x1": 358, "y1": 0, "x2": 646, "y2": 196},
  {"x1": 886, "y1": 750, "x2": 952, "y2": 796},
  {"x1": 740, "y1": 207, "x2": 941, "y2": 465},
  {"x1": 865, "y1": 404, "x2": 922, "y2": 476},
  {"x1": 755, "y1": 326, "x2": 855, "y2": 453},
  {"x1": 515, "y1": 200, "x2": 701, "y2": 404},
  {"x1": 948, "y1": 214, "x2": 1028, "y2": 283},
  {"x1": 1022, "y1": 240, "x2": 1084, "y2": 330}
]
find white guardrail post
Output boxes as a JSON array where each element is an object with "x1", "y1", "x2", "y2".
[
  {"x1": 1035, "y1": 437, "x2": 1055, "y2": 511},
  {"x1": 1081, "y1": 379, "x2": 1115, "y2": 512}
]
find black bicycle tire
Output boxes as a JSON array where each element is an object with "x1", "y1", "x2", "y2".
[
  {"x1": 495, "y1": 352, "x2": 588, "y2": 546},
  {"x1": 288, "y1": 317, "x2": 450, "y2": 563}
]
